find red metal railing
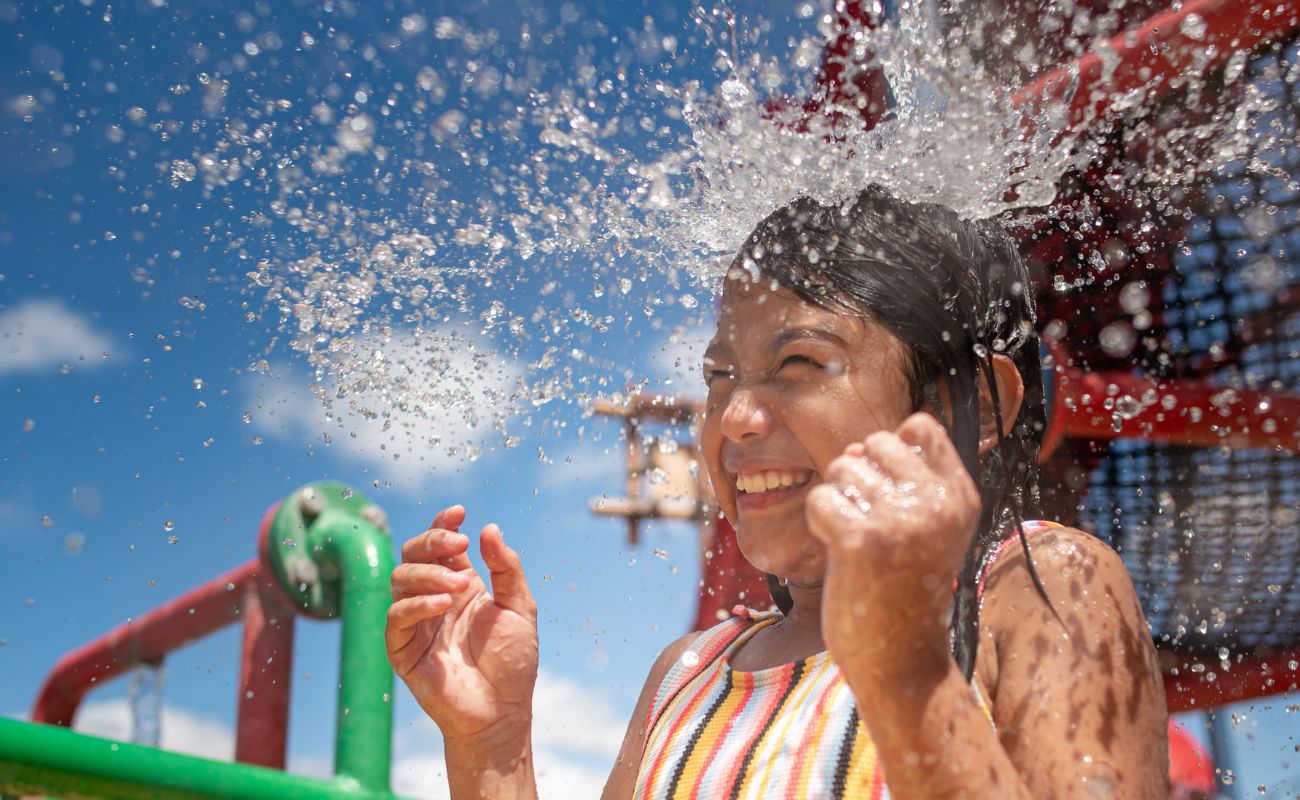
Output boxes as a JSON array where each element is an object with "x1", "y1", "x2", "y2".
[
  {"x1": 31, "y1": 505, "x2": 296, "y2": 769},
  {"x1": 1165, "y1": 649, "x2": 1300, "y2": 712},
  {"x1": 1014, "y1": 0, "x2": 1300, "y2": 139},
  {"x1": 1041, "y1": 339, "x2": 1300, "y2": 459}
]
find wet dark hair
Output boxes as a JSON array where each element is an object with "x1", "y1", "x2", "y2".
[{"x1": 736, "y1": 185, "x2": 1048, "y2": 681}]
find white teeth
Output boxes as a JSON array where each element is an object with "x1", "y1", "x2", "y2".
[{"x1": 736, "y1": 470, "x2": 811, "y2": 494}]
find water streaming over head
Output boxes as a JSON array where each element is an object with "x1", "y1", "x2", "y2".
[{"x1": 115, "y1": 0, "x2": 1276, "y2": 475}]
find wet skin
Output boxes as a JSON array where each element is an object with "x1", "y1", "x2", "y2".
[
  {"x1": 606, "y1": 277, "x2": 1168, "y2": 799},
  {"x1": 385, "y1": 276, "x2": 1169, "y2": 799}
]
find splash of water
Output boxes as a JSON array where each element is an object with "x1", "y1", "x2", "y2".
[{"x1": 115, "y1": 0, "x2": 1276, "y2": 473}]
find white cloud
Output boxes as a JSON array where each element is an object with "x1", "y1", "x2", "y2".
[
  {"x1": 72, "y1": 698, "x2": 234, "y2": 761},
  {"x1": 247, "y1": 327, "x2": 524, "y2": 484},
  {"x1": 287, "y1": 752, "x2": 333, "y2": 781},
  {"x1": 533, "y1": 752, "x2": 615, "y2": 799},
  {"x1": 391, "y1": 670, "x2": 625, "y2": 800},
  {"x1": 0, "y1": 298, "x2": 117, "y2": 375},
  {"x1": 541, "y1": 435, "x2": 633, "y2": 488},
  {"x1": 531, "y1": 670, "x2": 626, "y2": 759}
]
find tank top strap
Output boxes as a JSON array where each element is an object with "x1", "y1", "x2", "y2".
[
  {"x1": 976, "y1": 519, "x2": 1063, "y2": 601},
  {"x1": 643, "y1": 608, "x2": 760, "y2": 740}
]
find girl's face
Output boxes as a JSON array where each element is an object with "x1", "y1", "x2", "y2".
[{"x1": 700, "y1": 276, "x2": 917, "y2": 584}]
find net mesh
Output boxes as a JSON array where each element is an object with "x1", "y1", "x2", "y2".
[{"x1": 1039, "y1": 37, "x2": 1300, "y2": 656}]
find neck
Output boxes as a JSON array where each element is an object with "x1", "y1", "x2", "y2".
[{"x1": 775, "y1": 578, "x2": 826, "y2": 651}]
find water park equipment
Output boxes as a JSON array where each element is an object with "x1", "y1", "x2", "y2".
[
  {"x1": 2, "y1": 483, "x2": 402, "y2": 800},
  {"x1": 592, "y1": 0, "x2": 1300, "y2": 793},
  {"x1": 4, "y1": 0, "x2": 1299, "y2": 797}
]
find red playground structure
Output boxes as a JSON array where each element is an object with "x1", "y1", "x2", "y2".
[{"x1": 2, "y1": 0, "x2": 1297, "y2": 797}]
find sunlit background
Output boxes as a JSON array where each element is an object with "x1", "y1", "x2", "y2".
[{"x1": 1, "y1": 0, "x2": 1297, "y2": 797}]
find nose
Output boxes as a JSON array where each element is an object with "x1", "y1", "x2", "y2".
[{"x1": 718, "y1": 384, "x2": 773, "y2": 443}]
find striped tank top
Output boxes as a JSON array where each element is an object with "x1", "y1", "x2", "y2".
[
  {"x1": 634, "y1": 607, "x2": 886, "y2": 799},
  {"x1": 633, "y1": 520, "x2": 1062, "y2": 800}
]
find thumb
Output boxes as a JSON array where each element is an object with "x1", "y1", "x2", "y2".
[{"x1": 479, "y1": 524, "x2": 537, "y2": 620}]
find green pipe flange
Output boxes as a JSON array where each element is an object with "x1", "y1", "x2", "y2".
[{"x1": 266, "y1": 482, "x2": 390, "y2": 619}]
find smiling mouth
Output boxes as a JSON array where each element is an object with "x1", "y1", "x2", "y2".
[{"x1": 734, "y1": 469, "x2": 813, "y2": 495}]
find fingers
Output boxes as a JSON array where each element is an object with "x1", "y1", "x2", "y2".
[
  {"x1": 830, "y1": 413, "x2": 965, "y2": 491},
  {"x1": 805, "y1": 483, "x2": 866, "y2": 548},
  {"x1": 479, "y1": 524, "x2": 538, "y2": 621},
  {"x1": 402, "y1": 505, "x2": 473, "y2": 570},
  {"x1": 815, "y1": 414, "x2": 965, "y2": 537},
  {"x1": 391, "y1": 562, "x2": 471, "y2": 601},
  {"x1": 859, "y1": 428, "x2": 926, "y2": 484},
  {"x1": 430, "y1": 504, "x2": 467, "y2": 532},
  {"x1": 401, "y1": 526, "x2": 471, "y2": 565},
  {"x1": 894, "y1": 413, "x2": 965, "y2": 479},
  {"x1": 894, "y1": 413, "x2": 979, "y2": 507},
  {"x1": 385, "y1": 594, "x2": 454, "y2": 661}
]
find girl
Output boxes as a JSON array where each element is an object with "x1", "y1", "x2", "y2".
[{"x1": 385, "y1": 187, "x2": 1170, "y2": 798}]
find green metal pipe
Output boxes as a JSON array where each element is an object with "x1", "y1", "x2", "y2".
[
  {"x1": 0, "y1": 717, "x2": 398, "y2": 800},
  {"x1": 308, "y1": 506, "x2": 397, "y2": 793},
  {"x1": 263, "y1": 483, "x2": 398, "y2": 792}
]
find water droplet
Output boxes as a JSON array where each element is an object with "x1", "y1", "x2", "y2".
[
  {"x1": 170, "y1": 159, "x2": 196, "y2": 184},
  {"x1": 337, "y1": 114, "x2": 375, "y2": 153},
  {"x1": 1114, "y1": 395, "x2": 1142, "y2": 420},
  {"x1": 1098, "y1": 322, "x2": 1136, "y2": 358},
  {"x1": 1179, "y1": 12, "x2": 1207, "y2": 40},
  {"x1": 63, "y1": 532, "x2": 85, "y2": 556},
  {"x1": 1118, "y1": 282, "x2": 1150, "y2": 315}
]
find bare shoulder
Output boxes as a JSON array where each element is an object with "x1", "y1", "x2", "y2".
[
  {"x1": 982, "y1": 525, "x2": 1160, "y2": 689},
  {"x1": 979, "y1": 525, "x2": 1169, "y2": 798},
  {"x1": 601, "y1": 629, "x2": 703, "y2": 800},
  {"x1": 983, "y1": 525, "x2": 1144, "y2": 631},
  {"x1": 650, "y1": 629, "x2": 705, "y2": 684},
  {"x1": 630, "y1": 628, "x2": 705, "y2": 734}
]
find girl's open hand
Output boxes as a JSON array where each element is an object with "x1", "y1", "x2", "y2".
[
  {"x1": 385, "y1": 505, "x2": 539, "y2": 745},
  {"x1": 804, "y1": 413, "x2": 981, "y2": 680}
]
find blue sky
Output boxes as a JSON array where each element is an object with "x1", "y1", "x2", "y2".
[{"x1": 1, "y1": 0, "x2": 1296, "y2": 797}]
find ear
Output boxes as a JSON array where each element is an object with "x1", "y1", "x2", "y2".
[{"x1": 977, "y1": 354, "x2": 1025, "y2": 456}]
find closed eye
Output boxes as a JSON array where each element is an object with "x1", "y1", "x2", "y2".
[
  {"x1": 703, "y1": 356, "x2": 735, "y2": 384},
  {"x1": 779, "y1": 354, "x2": 821, "y2": 370}
]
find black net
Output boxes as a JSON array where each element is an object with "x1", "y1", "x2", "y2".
[{"x1": 1045, "y1": 37, "x2": 1300, "y2": 656}]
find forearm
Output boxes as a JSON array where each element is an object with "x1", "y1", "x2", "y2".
[
  {"x1": 844, "y1": 656, "x2": 1033, "y2": 800},
  {"x1": 444, "y1": 724, "x2": 539, "y2": 800}
]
